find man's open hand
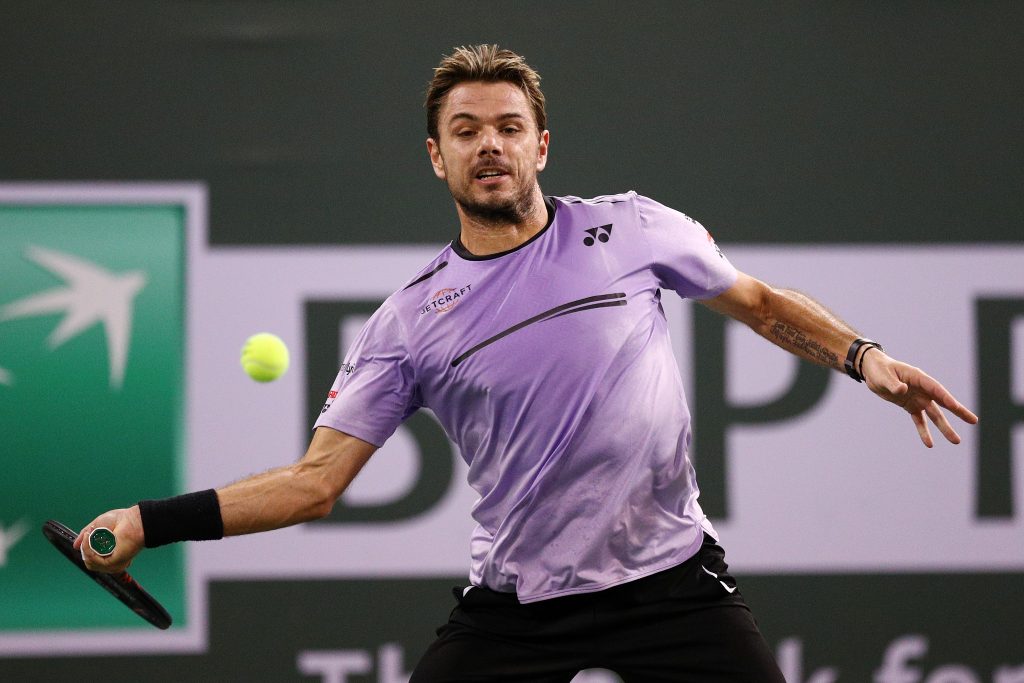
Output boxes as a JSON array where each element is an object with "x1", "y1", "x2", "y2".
[{"x1": 861, "y1": 349, "x2": 979, "y2": 447}]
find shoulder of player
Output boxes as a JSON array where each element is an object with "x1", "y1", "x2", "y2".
[
  {"x1": 556, "y1": 192, "x2": 714, "y2": 251},
  {"x1": 550, "y1": 191, "x2": 643, "y2": 231},
  {"x1": 552, "y1": 190, "x2": 637, "y2": 208},
  {"x1": 626, "y1": 193, "x2": 707, "y2": 233}
]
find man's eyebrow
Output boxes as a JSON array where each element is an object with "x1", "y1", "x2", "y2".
[{"x1": 447, "y1": 112, "x2": 527, "y2": 125}]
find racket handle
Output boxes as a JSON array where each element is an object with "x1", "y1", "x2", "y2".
[{"x1": 88, "y1": 527, "x2": 117, "y2": 557}]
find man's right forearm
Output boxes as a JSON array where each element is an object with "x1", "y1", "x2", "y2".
[
  {"x1": 79, "y1": 429, "x2": 376, "y2": 572},
  {"x1": 136, "y1": 427, "x2": 377, "y2": 543},
  {"x1": 217, "y1": 428, "x2": 377, "y2": 536}
]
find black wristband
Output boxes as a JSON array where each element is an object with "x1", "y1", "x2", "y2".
[
  {"x1": 844, "y1": 338, "x2": 883, "y2": 383},
  {"x1": 138, "y1": 489, "x2": 224, "y2": 548},
  {"x1": 856, "y1": 344, "x2": 881, "y2": 380}
]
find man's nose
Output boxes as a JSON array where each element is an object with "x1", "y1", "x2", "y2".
[{"x1": 477, "y1": 130, "x2": 502, "y2": 156}]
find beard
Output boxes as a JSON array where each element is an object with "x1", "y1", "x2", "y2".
[{"x1": 447, "y1": 172, "x2": 539, "y2": 226}]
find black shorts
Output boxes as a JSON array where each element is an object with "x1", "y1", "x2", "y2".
[{"x1": 410, "y1": 535, "x2": 784, "y2": 682}]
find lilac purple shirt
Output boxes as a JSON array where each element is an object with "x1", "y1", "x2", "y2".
[{"x1": 315, "y1": 192, "x2": 738, "y2": 602}]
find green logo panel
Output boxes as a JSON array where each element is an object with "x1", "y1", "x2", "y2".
[{"x1": 0, "y1": 204, "x2": 186, "y2": 630}]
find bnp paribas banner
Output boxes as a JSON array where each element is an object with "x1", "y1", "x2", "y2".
[
  {"x1": 1, "y1": 183, "x2": 1023, "y2": 682},
  {"x1": 0, "y1": 185, "x2": 205, "y2": 656}
]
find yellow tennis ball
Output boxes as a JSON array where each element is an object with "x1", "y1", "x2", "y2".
[{"x1": 240, "y1": 333, "x2": 290, "y2": 382}]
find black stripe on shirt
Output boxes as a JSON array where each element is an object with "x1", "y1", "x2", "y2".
[
  {"x1": 402, "y1": 261, "x2": 449, "y2": 290},
  {"x1": 451, "y1": 292, "x2": 626, "y2": 367}
]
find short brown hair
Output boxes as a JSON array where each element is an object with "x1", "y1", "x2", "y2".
[{"x1": 425, "y1": 44, "x2": 547, "y2": 141}]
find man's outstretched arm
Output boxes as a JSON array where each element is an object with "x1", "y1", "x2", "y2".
[
  {"x1": 700, "y1": 271, "x2": 978, "y2": 447},
  {"x1": 73, "y1": 426, "x2": 376, "y2": 573}
]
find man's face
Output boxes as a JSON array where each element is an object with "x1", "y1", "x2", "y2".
[{"x1": 427, "y1": 81, "x2": 549, "y2": 224}]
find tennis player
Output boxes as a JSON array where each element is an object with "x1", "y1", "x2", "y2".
[{"x1": 77, "y1": 45, "x2": 978, "y2": 681}]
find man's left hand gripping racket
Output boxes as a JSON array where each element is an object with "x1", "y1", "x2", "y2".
[{"x1": 41, "y1": 519, "x2": 172, "y2": 630}]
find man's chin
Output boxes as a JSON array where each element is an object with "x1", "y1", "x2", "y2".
[
  {"x1": 458, "y1": 199, "x2": 523, "y2": 225},
  {"x1": 448, "y1": 177, "x2": 540, "y2": 224},
  {"x1": 454, "y1": 189, "x2": 530, "y2": 223}
]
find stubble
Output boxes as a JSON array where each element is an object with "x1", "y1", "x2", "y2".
[{"x1": 446, "y1": 169, "x2": 539, "y2": 227}]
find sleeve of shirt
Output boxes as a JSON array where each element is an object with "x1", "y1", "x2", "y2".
[
  {"x1": 313, "y1": 299, "x2": 420, "y2": 447},
  {"x1": 635, "y1": 194, "x2": 738, "y2": 300}
]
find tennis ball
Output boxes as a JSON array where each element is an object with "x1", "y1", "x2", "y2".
[{"x1": 240, "y1": 333, "x2": 290, "y2": 382}]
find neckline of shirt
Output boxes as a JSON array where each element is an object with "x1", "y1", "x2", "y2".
[{"x1": 450, "y1": 196, "x2": 557, "y2": 262}]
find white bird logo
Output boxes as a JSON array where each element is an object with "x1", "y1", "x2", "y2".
[
  {"x1": 0, "y1": 519, "x2": 29, "y2": 567},
  {"x1": 0, "y1": 246, "x2": 147, "y2": 389}
]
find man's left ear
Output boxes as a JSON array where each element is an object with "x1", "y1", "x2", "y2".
[
  {"x1": 537, "y1": 130, "x2": 550, "y2": 171},
  {"x1": 427, "y1": 137, "x2": 447, "y2": 180}
]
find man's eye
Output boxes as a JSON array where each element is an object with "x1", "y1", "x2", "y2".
[
  {"x1": 503, "y1": 127, "x2": 520, "y2": 134},
  {"x1": 456, "y1": 130, "x2": 475, "y2": 138}
]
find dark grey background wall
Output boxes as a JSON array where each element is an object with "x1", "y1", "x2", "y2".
[{"x1": 2, "y1": 1, "x2": 1021, "y2": 245}]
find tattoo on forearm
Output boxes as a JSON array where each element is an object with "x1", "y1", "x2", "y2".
[{"x1": 770, "y1": 322, "x2": 840, "y2": 368}]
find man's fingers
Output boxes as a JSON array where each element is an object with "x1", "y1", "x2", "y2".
[
  {"x1": 929, "y1": 385, "x2": 979, "y2": 425},
  {"x1": 77, "y1": 514, "x2": 129, "y2": 573},
  {"x1": 926, "y1": 402, "x2": 961, "y2": 445},
  {"x1": 912, "y1": 372, "x2": 979, "y2": 425},
  {"x1": 82, "y1": 545, "x2": 125, "y2": 573},
  {"x1": 79, "y1": 527, "x2": 98, "y2": 568},
  {"x1": 947, "y1": 400, "x2": 979, "y2": 425},
  {"x1": 80, "y1": 529, "x2": 106, "y2": 570},
  {"x1": 879, "y1": 362, "x2": 978, "y2": 447},
  {"x1": 911, "y1": 410, "x2": 933, "y2": 448}
]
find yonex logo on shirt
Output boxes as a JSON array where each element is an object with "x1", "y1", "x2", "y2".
[
  {"x1": 420, "y1": 284, "x2": 473, "y2": 315},
  {"x1": 582, "y1": 224, "x2": 612, "y2": 246}
]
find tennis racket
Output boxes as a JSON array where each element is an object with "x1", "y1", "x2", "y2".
[{"x1": 41, "y1": 519, "x2": 173, "y2": 630}]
